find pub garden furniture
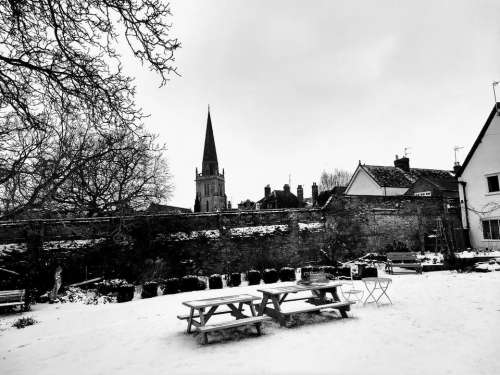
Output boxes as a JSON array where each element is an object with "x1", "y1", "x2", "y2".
[
  {"x1": 178, "y1": 294, "x2": 271, "y2": 344},
  {"x1": 362, "y1": 277, "x2": 392, "y2": 306},
  {"x1": 257, "y1": 281, "x2": 354, "y2": 327}
]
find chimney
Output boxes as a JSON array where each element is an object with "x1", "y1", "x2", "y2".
[
  {"x1": 283, "y1": 184, "x2": 290, "y2": 193},
  {"x1": 297, "y1": 185, "x2": 304, "y2": 206},
  {"x1": 312, "y1": 182, "x2": 319, "y2": 207},
  {"x1": 394, "y1": 154, "x2": 410, "y2": 172},
  {"x1": 264, "y1": 184, "x2": 271, "y2": 198},
  {"x1": 453, "y1": 162, "x2": 461, "y2": 176}
]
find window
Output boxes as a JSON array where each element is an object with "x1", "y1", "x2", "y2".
[
  {"x1": 204, "y1": 184, "x2": 209, "y2": 196},
  {"x1": 482, "y1": 219, "x2": 500, "y2": 240},
  {"x1": 414, "y1": 191, "x2": 431, "y2": 197},
  {"x1": 487, "y1": 175, "x2": 500, "y2": 193}
]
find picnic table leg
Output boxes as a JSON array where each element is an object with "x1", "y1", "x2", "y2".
[
  {"x1": 199, "y1": 308, "x2": 208, "y2": 344},
  {"x1": 187, "y1": 307, "x2": 195, "y2": 333},
  {"x1": 327, "y1": 287, "x2": 348, "y2": 318},
  {"x1": 249, "y1": 303, "x2": 262, "y2": 335},
  {"x1": 270, "y1": 295, "x2": 287, "y2": 327},
  {"x1": 258, "y1": 295, "x2": 269, "y2": 316}
]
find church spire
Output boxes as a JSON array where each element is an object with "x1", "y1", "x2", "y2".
[{"x1": 202, "y1": 106, "x2": 219, "y2": 175}]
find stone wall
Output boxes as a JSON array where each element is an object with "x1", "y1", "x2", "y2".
[{"x1": 0, "y1": 196, "x2": 462, "y2": 284}]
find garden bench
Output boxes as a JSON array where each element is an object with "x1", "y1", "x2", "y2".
[
  {"x1": 385, "y1": 252, "x2": 422, "y2": 274},
  {"x1": 0, "y1": 289, "x2": 26, "y2": 311}
]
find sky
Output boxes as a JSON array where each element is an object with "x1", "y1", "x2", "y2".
[{"x1": 121, "y1": 0, "x2": 500, "y2": 209}]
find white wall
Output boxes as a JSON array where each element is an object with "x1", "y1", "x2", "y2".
[
  {"x1": 345, "y1": 167, "x2": 408, "y2": 196},
  {"x1": 459, "y1": 111, "x2": 500, "y2": 250}
]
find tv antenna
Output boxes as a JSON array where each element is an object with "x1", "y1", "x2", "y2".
[
  {"x1": 403, "y1": 147, "x2": 411, "y2": 157},
  {"x1": 453, "y1": 146, "x2": 463, "y2": 165},
  {"x1": 288, "y1": 173, "x2": 291, "y2": 187}
]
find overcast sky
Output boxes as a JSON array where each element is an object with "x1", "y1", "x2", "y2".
[{"x1": 123, "y1": 0, "x2": 500, "y2": 209}]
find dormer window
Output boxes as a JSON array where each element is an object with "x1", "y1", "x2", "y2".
[{"x1": 487, "y1": 174, "x2": 500, "y2": 193}]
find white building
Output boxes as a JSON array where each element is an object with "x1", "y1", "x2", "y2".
[
  {"x1": 344, "y1": 156, "x2": 454, "y2": 196},
  {"x1": 457, "y1": 103, "x2": 500, "y2": 250}
]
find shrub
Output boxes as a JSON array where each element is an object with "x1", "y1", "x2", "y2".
[
  {"x1": 362, "y1": 267, "x2": 378, "y2": 278},
  {"x1": 196, "y1": 278, "x2": 207, "y2": 291},
  {"x1": 321, "y1": 266, "x2": 337, "y2": 277},
  {"x1": 338, "y1": 267, "x2": 352, "y2": 278},
  {"x1": 247, "y1": 270, "x2": 261, "y2": 285},
  {"x1": 263, "y1": 268, "x2": 279, "y2": 284},
  {"x1": 117, "y1": 284, "x2": 135, "y2": 303},
  {"x1": 141, "y1": 281, "x2": 158, "y2": 299},
  {"x1": 301, "y1": 266, "x2": 313, "y2": 280},
  {"x1": 162, "y1": 278, "x2": 180, "y2": 294},
  {"x1": 229, "y1": 273, "x2": 241, "y2": 287},
  {"x1": 12, "y1": 316, "x2": 37, "y2": 329},
  {"x1": 180, "y1": 275, "x2": 201, "y2": 292},
  {"x1": 279, "y1": 267, "x2": 296, "y2": 282},
  {"x1": 209, "y1": 274, "x2": 223, "y2": 289}
]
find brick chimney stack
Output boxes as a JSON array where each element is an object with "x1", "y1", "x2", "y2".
[
  {"x1": 283, "y1": 184, "x2": 290, "y2": 193},
  {"x1": 312, "y1": 182, "x2": 318, "y2": 207},
  {"x1": 394, "y1": 154, "x2": 410, "y2": 172},
  {"x1": 297, "y1": 185, "x2": 303, "y2": 206},
  {"x1": 264, "y1": 185, "x2": 271, "y2": 198},
  {"x1": 453, "y1": 162, "x2": 461, "y2": 176}
]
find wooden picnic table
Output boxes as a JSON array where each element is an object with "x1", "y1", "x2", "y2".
[
  {"x1": 179, "y1": 294, "x2": 271, "y2": 344},
  {"x1": 257, "y1": 282, "x2": 354, "y2": 326}
]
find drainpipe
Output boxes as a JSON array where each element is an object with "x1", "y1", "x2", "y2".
[{"x1": 459, "y1": 181, "x2": 470, "y2": 229}]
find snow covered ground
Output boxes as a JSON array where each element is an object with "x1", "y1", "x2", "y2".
[{"x1": 1, "y1": 270, "x2": 500, "y2": 375}]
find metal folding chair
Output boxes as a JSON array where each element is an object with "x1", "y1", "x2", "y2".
[{"x1": 340, "y1": 265, "x2": 364, "y2": 304}]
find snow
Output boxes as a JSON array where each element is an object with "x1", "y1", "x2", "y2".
[
  {"x1": 1, "y1": 270, "x2": 500, "y2": 375},
  {"x1": 229, "y1": 224, "x2": 289, "y2": 237},
  {"x1": 456, "y1": 250, "x2": 500, "y2": 259}
]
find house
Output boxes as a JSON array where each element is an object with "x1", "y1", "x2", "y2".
[
  {"x1": 237, "y1": 199, "x2": 256, "y2": 210},
  {"x1": 145, "y1": 203, "x2": 192, "y2": 214},
  {"x1": 344, "y1": 156, "x2": 456, "y2": 196},
  {"x1": 405, "y1": 176, "x2": 458, "y2": 198},
  {"x1": 257, "y1": 184, "x2": 300, "y2": 209},
  {"x1": 457, "y1": 103, "x2": 500, "y2": 250}
]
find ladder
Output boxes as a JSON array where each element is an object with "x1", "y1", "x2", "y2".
[{"x1": 435, "y1": 218, "x2": 451, "y2": 253}]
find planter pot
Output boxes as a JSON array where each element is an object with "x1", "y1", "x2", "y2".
[
  {"x1": 209, "y1": 274, "x2": 223, "y2": 289},
  {"x1": 247, "y1": 270, "x2": 261, "y2": 285},
  {"x1": 263, "y1": 268, "x2": 279, "y2": 284}
]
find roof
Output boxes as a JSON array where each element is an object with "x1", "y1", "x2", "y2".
[
  {"x1": 456, "y1": 103, "x2": 499, "y2": 177},
  {"x1": 361, "y1": 165, "x2": 454, "y2": 188},
  {"x1": 202, "y1": 109, "x2": 218, "y2": 164},
  {"x1": 257, "y1": 190, "x2": 299, "y2": 208}
]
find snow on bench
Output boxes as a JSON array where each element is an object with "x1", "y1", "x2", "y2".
[
  {"x1": 197, "y1": 316, "x2": 272, "y2": 333},
  {"x1": 386, "y1": 252, "x2": 423, "y2": 274}
]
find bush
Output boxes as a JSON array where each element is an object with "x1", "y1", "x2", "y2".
[
  {"x1": 209, "y1": 274, "x2": 223, "y2": 289},
  {"x1": 338, "y1": 267, "x2": 352, "y2": 278},
  {"x1": 279, "y1": 267, "x2": 296, "y2": 282},
  {"x1": 180, "y1": 275, "x2": 203, "y2": 292},
  {"x1": 12, "y1": 316, "x2": 37, "y2": 329},
  {"x1": 117, "y1": 284, "x2": 135, "y2": 303},
  {"x1": 162, "y1": 278, "x2": 180, "y2": 294},
  {"x1": 247, "y1": 270, "x2": 261, "y2": 285},
  {"x1": 96, "y1": 279, "x2": 129, "y2": 295},
  {"x1": 263, "y1": 268, "x2": 279, "y2": 284},
  {"x1": 321, "y1": 266, "x2": 337, "y2": 277},
  {"x1": 362, "y1": 267, "x2": 378, "y2": 278},
  {"x1": 228, "y1": 273, "x2": 241, "y2": 287},
  {"x1": 141, "y1": 281, "x2": 158, "y2": 299},
  {"x1": 301, "y1": 266, "x2": 313, "y2": 280}
]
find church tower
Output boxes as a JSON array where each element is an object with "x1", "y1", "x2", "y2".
[{"x1": 194, "y1": 108, "x2": 227, "y2": 212}]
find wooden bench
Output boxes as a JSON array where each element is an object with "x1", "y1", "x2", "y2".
[
  {"x1": 0, "y1": 289, "x2": 26, "y2": 311},
  {"x1": 279, "y1": 301, "x2": 354, "y2": 316},
  {"x1": 386, "y1": 252, "x2": 422, "y2": 274},
  {"x1": 197, "y1": 316, "x2": 271, "y2": 333}
]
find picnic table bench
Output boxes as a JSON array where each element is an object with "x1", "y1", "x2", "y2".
[
  {"x1": 257, "y1": 281, "x2": 354, "y2": 327},
  {"x1": 178, "y1": 294, "x2": 271, "y2": 344},
  {"x1": 385, "y1": 252, "x2": 423, "y2": 274},
  {"x1": 0, "y1": 289, "x2": 26, "y2": 311}
]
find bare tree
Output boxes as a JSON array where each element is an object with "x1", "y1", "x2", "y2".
[
  {"x1": 0, "y1": 0, "x2": 179, "y2": 219},
  {"x1": 53, "y1": 129, "x2": 173, "y2": 216},
  {"x1": 319, "y1": 169, "x2": 352, "y2": 192}
]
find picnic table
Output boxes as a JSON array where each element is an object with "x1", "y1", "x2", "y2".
[
  {"x1": 178, "y1": 294, "x2": 271, "y2": 344},
  {"x1": 257, "y1": 281, "x2": 354, "y2": 326},
  {"x1": 362, "y1": 277, "x2": 392, "y2": 305}
]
